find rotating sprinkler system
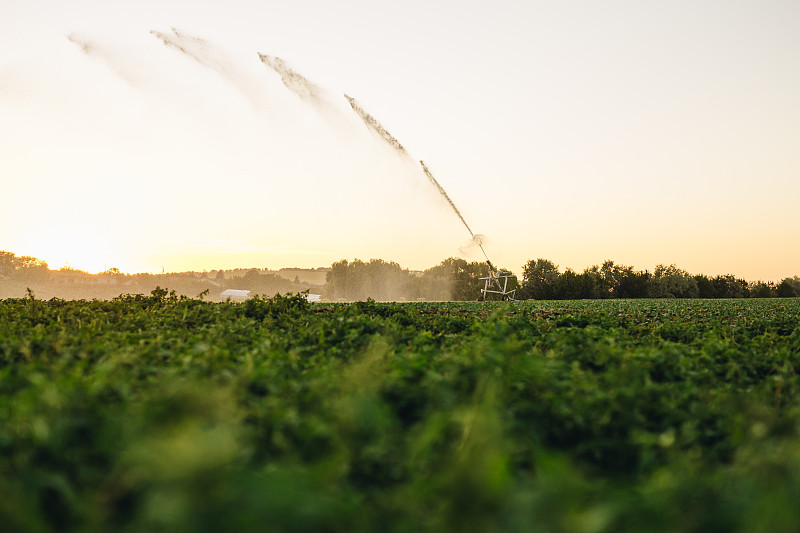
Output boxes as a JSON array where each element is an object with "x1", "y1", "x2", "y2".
[
  {"x1": 481, "y1": 261, "x2": 517, "y2": 301},
  {"x1": 343, "y1": 96, "x2": 517, "y2": 300},
  {"x1": 70, "y1": 30, "x2": 520, "y2": 301}
]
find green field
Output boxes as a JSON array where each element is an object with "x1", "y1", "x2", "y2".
[{"x1": 2, "y1": 293, "x2": 800, "y2": 532}]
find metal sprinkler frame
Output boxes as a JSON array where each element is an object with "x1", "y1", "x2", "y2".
[{"x1": 480, "y1": 261, "x2": 516, "y2": 301}]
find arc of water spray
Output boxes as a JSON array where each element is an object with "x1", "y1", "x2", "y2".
[
  {"x1": 257, "y1": 54, "x2": 346, "y2": 125},
  {"x1": 344, "y1": 93, "x2": 488, "y2": 261},
  {"x1": 252, "y1": 57, "x2": 490, "y2": 263},
  {"x1": 258, "y1": 54, "x2": 324, "y2": 104},
  {"x1": 344, "y1": 94, "x2": 408, "y2": 156},
  {"x1": 420, "y1": 161, "x2": 488, "y2": 261},
  {"x1": 150, "y1": 28, "x2": 265, "y2": 107},
  {"x1": 66, "y1": 34, "x2": 144, "y2": 87}
]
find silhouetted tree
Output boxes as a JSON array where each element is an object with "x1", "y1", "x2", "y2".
[
  {"x1": 579, "y1": 267, "x2": 604, "y2": 299},
  {"x1": 616, "y1": 266, "x2": 651, "y2": 298},
  {"x1": 598, "y1": 260, "x2": 618, "y2": 297},
  {"x1": 553, "y1": 269, "x2": 583, "y2": 299},
  {"x1": 583, "y1": 260, "x2": 647, "y2": 298},
  {"x1": 324, "y1": 259, "x2": 416, "y2": 300},
  {"x1": 777, "y1": 277, "x2": 800, "y2": 297},
  {"x1": 711, "y1": 275, "x2": 749, "y2": 298},
  {"x1": 232, "y1": 269, "x2": 294, "y2": 297},
  {"x1": 0, "y1": 251, "x2": 16, "y2": 278},
  {"x1": 419, "y1": 258, "x2": 461, "y2": 301},
  {"x1": 575, "y1": 271, "x2": 601, "y2": 299},
  {"x1": 750, "y1": 281, "x2": 776, "y2": 298},
  {"x1": 650, "y1": 264, "x2": 698, "y2": 298},
  {"x1": 694, "y1": 275, "x2": 715, "y2": 298},
  {"x1": 325, "y1": 260, "x2": 352, "y2": 300},
  {"x1": 15, "y1": 255, "x2": 50, "y2": 283},
  {"x1": 520, "y1": 259, "x2": 559, "y2": 300}
]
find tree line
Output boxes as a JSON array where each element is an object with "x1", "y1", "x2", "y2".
[
  {"x1": 519, "y1": 259, "x2": 800, "y2": 300},
  {"x1": 324, "y1": 258, "x2": 516, "y2": 301},
  {"x1": 0, "y1": 251, "x2": 50, "y2": 282},
  {"x1": 2, "y1": 250, "x2": 799, "y2": 301},
  {"x1": 0, "y1": 251, "x2": 314, "y2": 301},
  {"x1": 324, "y1": 257, "x2": 800, "y2": 301}
]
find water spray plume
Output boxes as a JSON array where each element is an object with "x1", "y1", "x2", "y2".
[
  {"x1": 344, "y1": 94, "x2": 408, "y2": 156},
  {"x1": 459, "y1": 233, "x2": 490, "y2": 262},
  {"x1": 150, "y1": 28, "x2": 264, "y2": 107},
  {"x1": 66, "y1": 34, "x2": 143, "y2": 87},
  {"x1": 66, "y1": 34, "x2": 93, "y2": 54},
  {"x1": 343, "y1": 94, "x2": 488, "y2": 261},
  {"x1": 258, "y1": 54, "x2": 324, "y2": 104},
  {"x1": 150, "y1": 28, "x2": 207, "y2": 62},
  {"x1": 419, "y1": 160, "x2": 473, "y2": 236}
]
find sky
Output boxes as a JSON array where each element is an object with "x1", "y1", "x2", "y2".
[{"x1": 1, "y1": 0, "x2": 799, "y2": 280}]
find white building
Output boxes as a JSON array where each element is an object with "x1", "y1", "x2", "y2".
[{"x1": 220, "y1": 289, "x2": 251, "y2": 301}]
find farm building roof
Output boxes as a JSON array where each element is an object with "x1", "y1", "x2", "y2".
[{"x1": 220, "y1": 289, "x2": 250, "y2": 300}]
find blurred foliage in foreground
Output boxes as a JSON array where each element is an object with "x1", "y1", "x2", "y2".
[{"x1": 2, "y1": 293, "x2": 800, "y2": 532}]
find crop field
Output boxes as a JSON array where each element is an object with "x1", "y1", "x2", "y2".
[{"x1": 2, "y1": 293, "x2": 800, "y2": 532}]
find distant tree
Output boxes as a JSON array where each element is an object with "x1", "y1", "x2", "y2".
[
  {"x1": 347, "y1": 260, "x2": 370, "y2": 300},
  {"x1": 616, "y1": 266, "x2": 651, "y2": 298},
  {"x1": 365, "y1": 259, "x2": 415, "y2": 301},
  {"x1": 750, "y1": 281, "x2": 776, "y2": 298},
  {"x1": 232, "y1": 269, "x2": 294, "y2": 297},
  {"x1": 580, "y1": 266, "x2": 604, "y2": 299},
  {"x1": 650, "y1": 264, "x2": 698, "y2": 298},
  {"x1": 15, "y1": 255, "x2": 50, "y2": 282},
  {"x1": 520, "y1": 259, "x2": 559, "y2": 300},
  {"x1": 324, "y1": 259, "x2": 416, "y2": 301},
  {"x1": 422, "y1": 258, "x2": 490, "y2": 301},
  {"x1": 575, "y1": 270, "x2": 601, "y2": 299},
  {"x1": 419, "y1": 258, "x2": 460, "y2": 301},
  {"x1": 711, "y1": 275, "x2": 749, "y2": 298},
  {"x1": 776, "y1": 277, "x2": 800, "y2": 298},
  {"x1": 553, "y1": 269, "x2": 583, "y2": 300},
  {"x1": 587, "y1": 260, "x2": 645, "y2": 298},
  {"x1": 325, "y1": 259, "x2": 351, "y2": 300},
  {"x1": 98, "y1": 267, "x2": 124, "y2": 286},
  {"x1": 599, "y1": 260, "x2": 623, "y2": 298},
  {"x1": 446, "y1": 258, "x2": 479, "y2": 301},
  {"x1": 0, "y1": 251, "x2": 16, "y2": 278},
  {"x1": 461, "y1": 260, "x2": 487, "y2": 301},
  {"x1": 694, "y1": 274, "x2": 715, "y2": 298}
]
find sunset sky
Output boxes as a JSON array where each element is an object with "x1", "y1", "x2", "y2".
[{"x1": 2, "y1": 0, "x2": 799, "y2": 280}]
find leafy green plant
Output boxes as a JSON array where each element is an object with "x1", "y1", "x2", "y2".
[{"x1": 1, "y1": 295, "x2": 799, "y2": 531}]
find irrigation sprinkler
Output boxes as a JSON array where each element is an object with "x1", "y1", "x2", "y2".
[{"x1": 480, "y1": 261, "x2": 516, "y2": 301}]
